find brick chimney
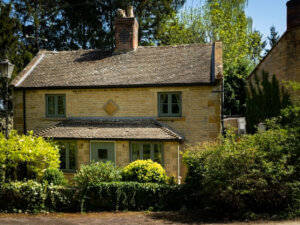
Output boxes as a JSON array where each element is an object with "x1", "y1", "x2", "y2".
[
  {"x1": 114, "y1": 6, "x2": 138, "y2": 53},
  {"x1": 287, "y1": 0, "x2": 300, "y2": 30}
]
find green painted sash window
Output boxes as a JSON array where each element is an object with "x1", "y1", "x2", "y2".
[
  {"x1": 158, "y1": 92, "x2": 181, "y2": 117},
  {"x1": 46, "y1": 94, "x2": 66, "y2": 117},
  {"x1": 57, "y1": 141, "x2": 76, "y2": 172},
  {"x1": 130, "y1": 142, "x2": 163, "y2": 165}
]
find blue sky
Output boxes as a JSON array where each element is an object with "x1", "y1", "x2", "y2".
[{"x1": 184, "y1": 0, "x2": 287, "y2": 41}]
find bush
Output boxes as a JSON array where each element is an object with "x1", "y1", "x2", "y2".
[
  {"x1": 73, "y1": 161, "x2": 122, "y2": 188},
  {"x1": 183, "y1": 128, "x2": 300, "y2": 218},
  {"x1": 0, "y1": 130, "x2": 60, "y2": 182},
  {"x1": 122, "y1": 160, "x2": 167, "y2": 184},
  {"x1": 42, "y1": 168, "x2": 67, "y2": 186}
]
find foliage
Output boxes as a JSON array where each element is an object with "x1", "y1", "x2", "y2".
[
  {"x1": 156, "y1": 0, "x2": 266, "y2": 116},
  {"x1": 0, "y1": 180, "x2": 76, "y2": 213},
  {"x1": 73, "y1": 161, "x2": 122, "y2": 189},
  {"x1": 183, "y1": 127, "x2": 300, "y2": 218},
  {"x1": 0, "y1": 130, "x2": 60, "y2": 182},
  {"x1": 0, "y1": 180, "x2": 182, "y2": 213},
  {"x1": 265, "y1": 25, "x2": 280, "y2": 53},
  {"x1": 122, "y1": 160, "x2": 167, "y2": 184},
  {"x1": 80, "y1": 182, "x2": 182, "y2": 212},
  {"x1": 42, "y1": 168, "x2": 67, "y2": 186},
  {"x1": 246, "y1": 71, "x2": 291, "y2": 133}
]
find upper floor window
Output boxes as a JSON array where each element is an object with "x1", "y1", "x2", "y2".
[
  {"x1": 158, "y1": 92, "x2": 181, "y2": 117},
  {"x1": 46, "y1": 94, "x2": 66, "y2": 117}
]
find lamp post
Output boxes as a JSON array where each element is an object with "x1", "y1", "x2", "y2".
[{"x1": 0, "y1": 59, "x2": 14, "y2": 139}]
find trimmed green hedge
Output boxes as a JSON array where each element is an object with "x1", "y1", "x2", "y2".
[{"x1": 0, "y1": 181, "x2": 183, "y2": 213}]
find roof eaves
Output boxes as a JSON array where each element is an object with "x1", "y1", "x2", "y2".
[
  {"x1": 13, "y1": 82, "x2": 217, "y2": 90},
  {"x1": 10, "y1": 50, "x2": 46, "y2": 87}
]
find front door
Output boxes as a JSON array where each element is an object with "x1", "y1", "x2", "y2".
[{"x1": 91, "y1": 142, "x2": 115, "y2": 165}]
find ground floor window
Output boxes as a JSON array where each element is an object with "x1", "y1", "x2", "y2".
[
  {"x1": 130, "y1": 142, "x2": 163, "y2": 165},
  {"x1": 57, "y1": 141, "x2": 76, "y2": 171}
]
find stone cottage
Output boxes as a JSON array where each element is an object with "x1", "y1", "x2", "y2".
[{"x1": 10, "y1": 7, "x2": 223, "y2": 182}]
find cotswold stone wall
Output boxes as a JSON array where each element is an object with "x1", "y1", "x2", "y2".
[
  {"x1": 13, "y1": 85, "x2": 221, "y2": 180},
  {"x1": 248, "y1": 26, "x2": 300, "y2": 85}
]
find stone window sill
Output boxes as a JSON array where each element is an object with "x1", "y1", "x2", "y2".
[
  {"x1": 41, "y1": 117, "x2": 67, "y2": 121},
  {"x1": 156, "y1": 117, "x2": 185, "y2": 121}
]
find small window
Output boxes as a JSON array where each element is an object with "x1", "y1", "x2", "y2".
[
  {"x1": 158, "y1": 92, "x2": 181, "y2": 117},
  {"x1": 130, "y1": 142, "x2": 163, "y2": 165},
  {"x1": 46, "y1": 94, "x2": 66, "y2": 117},
  {"x1": 57, "y1": 141, "x2": 76, "y2": 172}
]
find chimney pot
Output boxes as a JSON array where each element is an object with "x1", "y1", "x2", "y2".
[
  {"x1": 127, "y1": 6, "x2": 134, "y2": 18},
  {"x1": 287, "y1": 0, "x2": 300, "y2": 30},
  {"x1": 117, "y1": 9, "x2": 126, "y2": 18}
]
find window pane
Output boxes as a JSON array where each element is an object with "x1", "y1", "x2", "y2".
[
  {"x1": 143, "y1": 144, "x2": 151, "y2": 160},
  {"x1": 132, "y1": 143, "x2": 140, "y2": 161},
  {"x1": 57, "y1": 96, "x2": 65, "y2": 115},
  {"x1": 98, "y1": 149, "x2": 108, "y2": 160},
  {"x1": 159, "y1": 94, "x2": 168, "y2": 104},
  {"x1": 172, "y1": 103, "x2": 180, "y2": 114},
  {"x1": 59, "y1": 144, "x2": 66, "y2": 170},
  {"x1": 162, "y1": 104, "x2": 168, "y2": 114},
  {"x1": 69, "y1": 143, "x2": 76, "y2": 170},
  {"x1": 47, "y1": 96, "x2": 55, "y2": 115},
  {"x1": 154, "y1": 144, "x2": 162, "y2": 164},
  {"x1": 171, "y1": 94, "x2": 180, "y2": 103}
]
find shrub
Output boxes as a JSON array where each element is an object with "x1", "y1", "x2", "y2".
[
  {"x1": 73, "y1": 161, "x2": 122, "y2": 188},
  {"x1": 122, "y1": 160, "x2": 167, "y2": 184},
  {"x1": 42, "y1": 168, "x2": 67, "y2": 186},
  {"x1": 0, "y1": 130, "x2": 60, "y2": 182},
  {"x1": 183, "y1": 128, "x2": 300, "y2": 218}
]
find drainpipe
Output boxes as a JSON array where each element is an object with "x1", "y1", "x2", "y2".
[
  {"x1": 23, "y1": 89, "x2": 26, "y2": 134},
  {"x1": 221, "y1": 78, "x2": 225, "y2": 135},
  {"x1": 177, "y1": 143, "x2": 181, "y2": 184}
]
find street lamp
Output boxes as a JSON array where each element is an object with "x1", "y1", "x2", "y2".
[{"x1": 0, "y1": 59, "x2": 14, "y2": 139}]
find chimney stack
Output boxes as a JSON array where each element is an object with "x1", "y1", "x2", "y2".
[
  {"x1": 287, "y1": 0, "x2": 300, "y2": 30},
  {"x1": 114, "y1": 6, "x2": 138, "y2": 53}
]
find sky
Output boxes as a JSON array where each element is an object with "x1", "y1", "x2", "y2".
[{"x1": 184, "y1": 0, "x2": 287, "y2": 42}]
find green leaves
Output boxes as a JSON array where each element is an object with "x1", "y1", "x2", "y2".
[
  {"x1": 0, "y1": 130, "x2": 60, "y2": 182},
  {"x1": 122, "y1": 159, "x2": 167, "y2": 184}
]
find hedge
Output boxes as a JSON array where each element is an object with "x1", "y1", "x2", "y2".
[{"x1": 0, "y1": 181, "x2": 183, "y2": 213}]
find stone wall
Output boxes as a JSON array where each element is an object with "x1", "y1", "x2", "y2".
[
  {"x1": 248, "y1": 26, "x2": 300, "y2": 85},
  {"x1": 13, "y1": 85, "x2": 221, "y2": 144},
  {"x1": 61, "y1": 140, "x2": 180, "y2": 181},
  {"x1": 13, "y1": 85, "x2": 221, "y2": 181}
]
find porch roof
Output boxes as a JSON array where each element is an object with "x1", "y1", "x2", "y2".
[{"x1": 35, "y1": 117, "x2": 184, "y2": 142}]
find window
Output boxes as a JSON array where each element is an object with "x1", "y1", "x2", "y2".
[
  {"x1": 158, "y1": 92, "x2": 181, "y2": 117},
  {"x1": 46, "y1": 94, "x2": 66, "y2": 117},
  {"x1": 130, "y1": 142, "x2": 163, "y2": 165},
  {"x1": 57, "y1": 141, "x2": 76, "y2": 171}
]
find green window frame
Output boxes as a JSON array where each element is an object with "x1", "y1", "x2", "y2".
[
  {"x1": 45, "y1": 94, "x2": 66, "y2": 117},
  {"x1": 158, "y1": 92, "x2": 182, "y2": 117},
  {"x1": 130, "y1": 142, "x2": 164, "y2": 165},
  {"x1": 57, "y1": 141, "x2": 77, "y2": 172}
]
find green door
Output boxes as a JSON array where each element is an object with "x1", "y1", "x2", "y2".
[{"x1": 91, "y1": 142, "x2": 115, "y2": 164}]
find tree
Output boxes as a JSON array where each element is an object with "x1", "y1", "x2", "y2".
[
  {"x1": 246, "y1": 71, "x2": 291, "y2": 133},
  {"x1": 265, "y1": 25, "x2": 280, "y2": 53},
  {"x1": 157, "y1": 0, "x2": 266, "y2": 116}
]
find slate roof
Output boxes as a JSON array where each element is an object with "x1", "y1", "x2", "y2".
[
  {"x1": 11, "y1": 44, "x2": 215, "y2": 89},
  {"x1": 35, "y1": 117, "x2": 184, "y2": 141}
]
